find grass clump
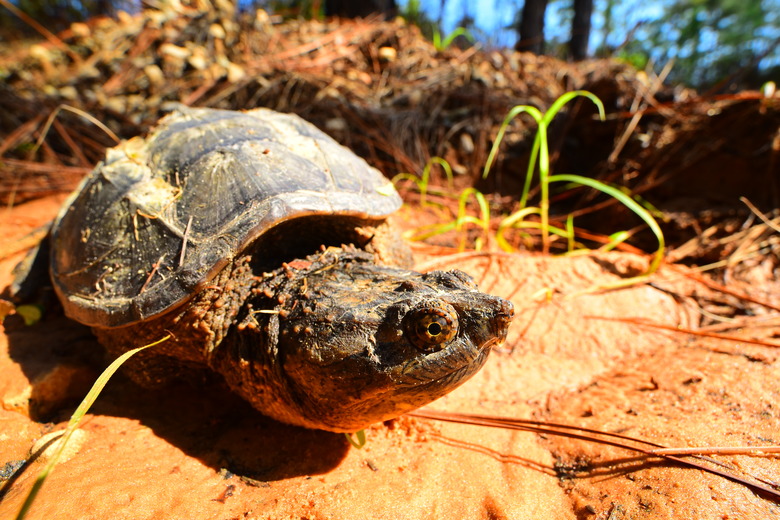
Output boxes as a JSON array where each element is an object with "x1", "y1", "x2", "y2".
[
  {"x1": 392, "y1": 156, "x2": 454, "y2": 208},
  {"x1": 395, "y1": 91, "x2": 665, "y2": 277},
  {"x1": 484, "y1": 90, "x2": 665, "y2": 278},
  {"x1": 407, "y1": 187, "x2": 490, "y2": 251},
  {"x1": 394, "y1": 157, "x2": 491, "y2": 251},
  {"x1": 432, "y1": 27, "x2": 475, "y2": 51}
]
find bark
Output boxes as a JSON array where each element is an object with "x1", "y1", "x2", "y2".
[
  {"x1": 325, "y1": 0, "x2": 397, "y2": 19},
  {"x1": 515, "y1": 0, "x2": 549, "y2": 54},
  {"x1": 570, "y1": 0, "x2": 594, "y2": 60}
]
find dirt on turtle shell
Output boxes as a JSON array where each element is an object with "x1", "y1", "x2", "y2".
[{"x1": 0, "y1": 196, "x2": 778, "y2": 520}]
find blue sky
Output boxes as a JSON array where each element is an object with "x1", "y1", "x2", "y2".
[
  {"x1": 397, "y1": 0, "x2": 665, "y2": 51},
  {"x1": 396, "y1": 0, "x2": 779, "y2": 74}
]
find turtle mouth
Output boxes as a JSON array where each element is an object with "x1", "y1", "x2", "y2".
[
  {"x1": 480, "y1": 335, "x2": 505, "y2": 351},
  {"x1": 391, "y1": 339, "x2": 492, "y2": 390},
  {"x1": 428, "y1": 345, "x2": 492, "y2": 386},
  {"x1": 491, "y1": 298, "x2": 515, "y2": 340}
]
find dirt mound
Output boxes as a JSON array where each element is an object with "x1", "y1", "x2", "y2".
[{"x1": 1, "y1": 3, "x2": 776, "y2": 254}]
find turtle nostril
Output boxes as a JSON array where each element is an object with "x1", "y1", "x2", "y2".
[
  {"x1": 496, "y1": 298, "x2": 514, "y2": 324},
  {"x1": 489, "y1": 298, "x2": 514, "y2": 341}
]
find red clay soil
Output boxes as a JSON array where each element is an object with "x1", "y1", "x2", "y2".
[{"x1": 1, "y1": 196, "x2": 779, "y2": 519}]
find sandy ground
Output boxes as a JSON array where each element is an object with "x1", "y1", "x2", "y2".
[{"x1": 1, "y1": 196, "x2": 779, "y2": 519}]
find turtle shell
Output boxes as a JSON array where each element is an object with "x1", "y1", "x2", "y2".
[{"x1": 50, "y1": 107, "x2": 401, "y2": 328}]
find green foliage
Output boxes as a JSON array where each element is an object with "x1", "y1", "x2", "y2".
[
  {"x1": 392, "y1": 156, "x2": 454, "y2": 207},
  {"x1": 615, "y1": 51, "x2": 649, "y2": 72},
  {"x1": 400, "y1": 0, "x2": 439, "y2": 41},
  {"x1": 532, "y1": 0, "x2": 777, "y2": 88},
  {"x1": 393, "y1": 155, "x2": 494, "y2": 251},
  {"x1": 400, "y1": 1, "x2": 475, "y2": 51},
  {"x1": 401, "y1": 0, "x2": 423, "y2": 24},
  {"x1": 407, "y1": 186, "x2": 490, "y2": 251},
  {"x1": 432, "y1": 27, "x2": 475, "y2": 51},
  {"x1": 621, "y1": 0, "x2": 779, "y2": 88}
]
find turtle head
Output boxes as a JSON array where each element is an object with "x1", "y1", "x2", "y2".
[{"x1": 221, "y1": 251, "x2": 513, "y2": 432}]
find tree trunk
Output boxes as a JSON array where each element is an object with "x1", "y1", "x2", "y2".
[
  {"x1": 325, "y1": 0, "x2": 397, "y2": 19},
  {"x1": 515, "y1": 0, "x2": 549, "y2": 54},
  {"x1": 570, "y1": 0, "x2": 593, "y2": 60}
]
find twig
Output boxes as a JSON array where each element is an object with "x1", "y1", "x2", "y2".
[
  {"x1": 179, "y1": 216, "x2": 193, "y2": 267},
  {"x1": 409, "y1": 409, "x2": 780, "y2": 500},
  {"x1": 669, "y1": 265, "x2": 780, "y2": 313},
  {"x1": 589, "y1": 315, "x2": 780, "y2": 348},
  {"x1": 741, "y1": 196, "x2": 780, "y2": 234},
  {"x1": 33, "y1": 105, "x2": 120, "y2": 156},
  {"x1": 139, "y1": 254, "x2": 166, "y2": 294}
]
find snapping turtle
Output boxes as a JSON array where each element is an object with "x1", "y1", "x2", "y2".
[{"x1": 31, "y1": 107, "x2": 513, "y2": 432}]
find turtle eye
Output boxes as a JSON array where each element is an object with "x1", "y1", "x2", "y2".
[{"x1": 404, "y1": 302, "x2": 459, "y2": 352}]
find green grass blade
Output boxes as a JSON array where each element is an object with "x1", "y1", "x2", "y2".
[
  {"x1": 407, "y1": 220, "x2": 459, "y2": 241},
  {"x1": 15, "y1": 335, "x2": 171, "y2": 520},
  {"x1": 483, "y1": 105, "x2": 543, "y2": 180},
  {"x1": 565, "y1": 214, "x2": 575, "y2": 252},
  {"x1": 391, "y1": 172, "x2": 428, "y2": 205},
  {"x1": 427, "y1": 156, "x2": 455, "y2": 190},
  {"x1": 519, "y1": 132, "x2": 541, "y2": 209},
  {"x1": 549, "y1": 173, "x2": 665, "y2": 274},
  {"x1": 440, "y1": 27, "x2": 474, "y2": 49},
  {"x1": 393, "y1": 157, "x2": 453, "y2": 206},
  {"x1": 344, "y1": 429, "x2": 367, "y2": 449},
  {"x1": 391, "y1": 172, "x2": 422, "y2": 186},
  {"x1": 456, "y1": 188, "x2": 489, "y2": 231},
  {"x1": 504, "y1": 220, "x2": 570, "y2": 238},
  {"x1": 487, "y1": 90, "x2": 605, "y2": 213},
  {"x1": 541, "y1": 90, "x2": 606, "y2": 126},
  {"x1": 432, "y1": 30, "x2": 442, "y2": 50},
  {"x1": 601, "y1": 231, "x2": 631, "y2": 251},
  {"x1": 454, "y1": 188, "x2": 490, "y2": 251},
  {"x1": 497, "y1": 207, "x2": 573, "y2": 253},
  {"x1": 534, "y1": 90, "x2": 603, "y2": 253},
  {"x1": 536, "y1": 120, "x2": 551, "y2": 253},
  {"x1": 496, "y1": 207, "x2": 541, "y2": 252}
]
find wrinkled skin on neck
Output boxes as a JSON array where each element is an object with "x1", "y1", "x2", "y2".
[{"x1": 211, "y1": 249, "x2": 514, "y2": 432}]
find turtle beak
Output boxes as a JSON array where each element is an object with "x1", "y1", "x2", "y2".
[
  {"x1": 490, "y1": 297, "x2": 514, "y2": 346},
  {"x1": 467, "y1": 295, "x2": 513, "y2": 352}
]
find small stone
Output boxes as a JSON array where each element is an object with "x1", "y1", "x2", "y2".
[
  {"x1": 116, "y1": 10, "x2": 134, "y2": 26},
  {"x1": 325, "y1": 118, "x2": 347, "y2": 132},
  {"x1": 226, "y1": 62, "x2": 245, "y2": 83},
  {"x1": 159, "y1": 43, "x2": 190, "y2": 60},
  {"x1": 58, "y1": 85, "x2": 78, "y2": 100},
  {"x1": 188, "y1": 49, "x2": 208, "y2": 71},
  {"x1": 143, "y1": 64, "x2": 165, "y2": 86},
  {"x1": 70, "y1": 22, "x2": 91, "y2": 39},
  {"x1": 378, "y1": 47, "x2": 397, "y2": 62},
  {"x1": 209, "y1": 23, "x2": 226, "y2": 40},
  {"x1": 459, "y1": 133, "x2": 475, "y2": 155}
]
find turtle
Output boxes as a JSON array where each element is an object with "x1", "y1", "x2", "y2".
[{"x1": 20, "y1": 106, "x2": 514, "y2": 433}]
